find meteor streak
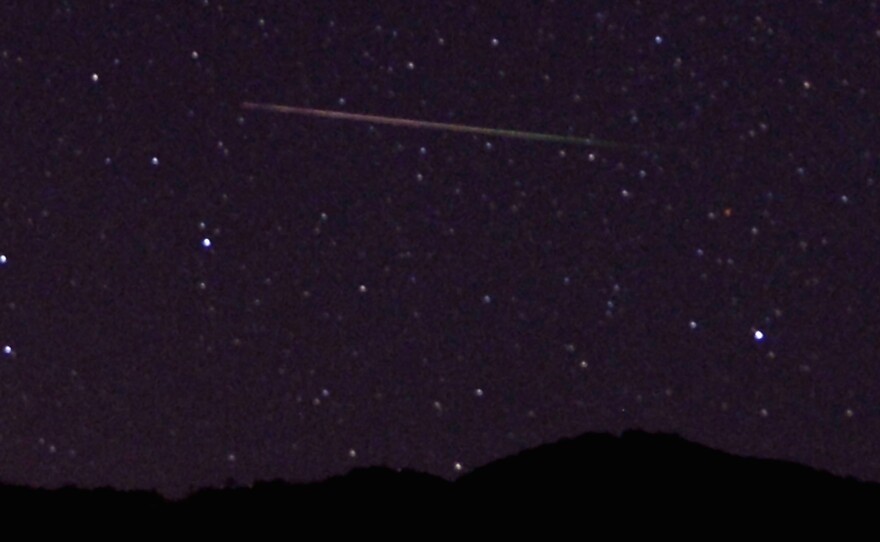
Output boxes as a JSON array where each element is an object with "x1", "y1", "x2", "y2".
[{"x1": 241, "y1": 101, "x2": 637, "y2": 149}]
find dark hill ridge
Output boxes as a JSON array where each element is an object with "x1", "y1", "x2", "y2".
[
  {"x1": 1, "y1": 430, "x2": 876, "y2": 514},
  {"x1": 457, "y1": 430, "x2": 872, "y2": 495}
]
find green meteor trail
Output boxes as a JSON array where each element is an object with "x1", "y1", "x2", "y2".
[{"x1": 241, "y1": 102, "x2": 636, "y2": 149}]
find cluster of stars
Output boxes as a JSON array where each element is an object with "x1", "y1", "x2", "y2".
[{"x1": 0, "y1": 1, "x2": 874, "y2": 496}]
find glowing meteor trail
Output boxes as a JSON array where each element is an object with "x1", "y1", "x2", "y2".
[{"x1": 241, "y1": 102, "x2": 636, "y2": 149}]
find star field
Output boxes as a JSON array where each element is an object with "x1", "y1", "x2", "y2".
[{"x1": 1, "y1": 1, "x2": 878, "y2": 497}]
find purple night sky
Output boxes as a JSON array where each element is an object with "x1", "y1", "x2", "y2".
[{"x1": 1, "y1": 1, "x2": 878, "y2": 497}]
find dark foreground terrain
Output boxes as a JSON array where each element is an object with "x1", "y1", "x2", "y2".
[{"x1": 3, "y1": 430, "x2": 876, "y2": 519}]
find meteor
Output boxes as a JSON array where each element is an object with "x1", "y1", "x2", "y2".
[{"x1": 241, "y1": 101, "x2": 639, "y2": 150}]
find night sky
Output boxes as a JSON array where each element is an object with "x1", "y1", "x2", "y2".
[{"x1": 2, "y1": 1, "x2": 879, "y2": 498}]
